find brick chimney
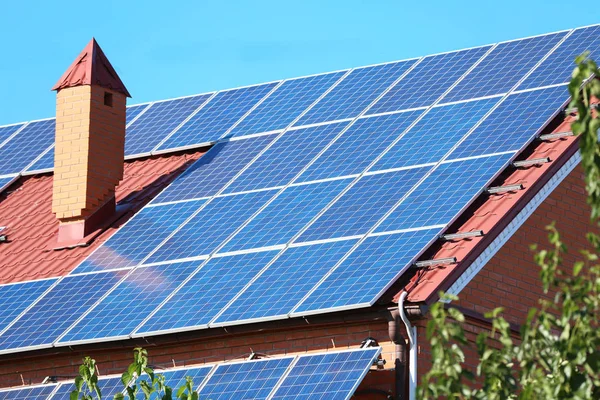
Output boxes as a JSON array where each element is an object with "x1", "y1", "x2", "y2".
[{"x1": 51, "y1": 38, "x2": 131, "y2": 245}]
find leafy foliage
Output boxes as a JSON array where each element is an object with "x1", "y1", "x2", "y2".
[{"x1": 418, "y1": 55, "x2": 600, "y2": 399}]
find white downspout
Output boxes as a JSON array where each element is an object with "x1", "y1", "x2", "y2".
[{"x1": 399, "y1": 291, "x2": 417, "y2": 400}]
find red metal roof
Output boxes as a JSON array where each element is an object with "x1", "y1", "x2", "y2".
[
  {"x1": 51, "y1": 38, "x2": 131, "y2": 97},
  {"x1": 0, "y1": 151, "x2": 204, "y2": 284}
]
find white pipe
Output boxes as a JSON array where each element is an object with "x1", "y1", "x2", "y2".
[{"x1": 399, "y1": 291, "x2": 417, "y2": 400}]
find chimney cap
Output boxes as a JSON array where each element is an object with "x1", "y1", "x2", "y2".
[{"x1": 51, "y1": 38, "x2": 131, "y2": 97}]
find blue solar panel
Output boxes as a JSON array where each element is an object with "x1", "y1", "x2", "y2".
[
  {"x1": 148, "y1": 190, "x2": 276, "y2": 263},
  {"x1": 367, "y1": 46, "x2": 491, "y2": 114},
  {"x1": 294, "y1": 230, "x2": 440, "y2": 314},
  {"x1": 132, "y1": 366, "x2": 213, "y2": 399},
  {"x1": 214, "y1": 239, "x2": 358, "y2": 325},
  {"x1": 297, "y1": 110, "x2": 423, "y2": 183},
  {"x1": 0, "y1": 271, "x2": 125, "y2": 351},
  {"x1": 519, "y1": 25, "x2": 600, "y2": 90},
  {"x1": 0, "y1": 279, "x2": 56, "y2": 332},
  {"x1": 230, "y1": 72, "x2": 346, "y2": 137},
  {"x1": 270, "y1": 348, "x2": 381, "y2": 400},
  {"x1": 154, "y1": 135, "x2": 276, "y2": 203},
  {"x1": 372, "y1": 97, "x2": 500, "y2": 171},
  {"x1": 376, "y1": 154, "x2": 513, "y2": 233},
  {"x1": 72, "y1": 200, "x2": 204, "y2": 274},
  {"x1": 295, "y1": 60, "x2": 417, "y2": 126},
  {"x1": 0, "y1": 119, "x2": 55, "y2": 175},
  {"x1": 0, "y1": 176, "x2": 15, "y2": 192},
  {"x1": 158, "y1": 83, "x2": 278, "y2": 150},
  {"x1": 441, "y1": 32, "x2": 567, "y2": 103},
  {"x1": 126, "y1": 104, "x2": 150, "y2": 125},
  {"x1": 0, "y1": 385, "x2": 57, "y2": 399},
  {"x1": 135, "y1": 251, "x2": 278, "y2": 335},
  {"x1": 51, "y1": 377, "x2": 124, "y2": 400},
  {"x1": 125, "y1": 95, "x2": 212, "y2": 156},
  {"x1": 298, "y1": 167, "x2": 430, "y2": 242},
  {"x1": 222, "y1": 179, "x2": 352, "y2": 252},
  {"x1": 198, "y1": 357, "x2": 294, "y2": 400},
  {"x1": 0, "y1": 123, "x2": 24, "y2": 146},
  {"x1": 60, "y1": 262, "x2": 201, "y2": 343},
  {"x1": 224, "y1": 121, "x2": 350, "y2": 194},
  {"x1": 448, "y1": 85, "x2": 569, "y2": 160},
  {"x1": 24, "y1": 146, "x2": 54, "y2": 172}
]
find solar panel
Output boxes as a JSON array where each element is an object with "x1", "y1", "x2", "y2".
[
  {"x1": 50, "y1": 377, "x2": 124, "y2": 400},
  {"x1": 126, "y1": 103, "x2": 151, "y2": 125},
  {"x1": 72, "y1": 200, "x2": 204, "y2": 274},
  {"x1": 135, "y1": 251, "x2": 279, "y2": 335},
  {"x1": 0, "y1": 123, "x2": 24, "y2": 147},
  {"x1": 297, "y1": 167, "x2": 431, "y2": 242},
  {"x1": 441, "y1": 31, "x2": 567, "y2": 103},
  {"x1": 24, "y1": 146, "x2": 54, "y2": 172},
  {"x1": 214, "y1": 239, "x2": 358, "y2": 325},
  {"x1": 519, "y1": 25, "x2": 600, "y2": 90},
  {"x1": 132, "y1": 366, "x2": 213, "y2": 399},
  {"x1": 0, "y1": 385, "x2": 57, "y2": 399},
  {"x1": 157, "y1": 83, "x2": 278, "y2": 150},
  {"x1": 0, "y1": 279, "x2": 56, "y2": 333},
  {"x1": 0, "y1": 119, "x2": 55, "y2": 175},
  {"x1": 270, "y1": 348, "x2": 381, "y2": 400},
  {"x1": 153, "y1": 135, "x2": 276, "y2": 203},
  {"x1": 296, "y1": 110, "x2": 423, "y2": 183},
  {"x1": 372, "y1": 97, "x2": 500, "y2": 171},
  {"x1": 0, "y1": 175, "x2": 16, "y2": 192},
  {"x1": 0, "y1": 271, "x2": 125, "y2": 352},
  {"x1": 367, "y1": 46, "x2": 491, "y2": 114},
  {"x1": 229, "y1": 72, "x2": 347, "y2": 137},
  {"x1": 223, "y1": 121, "x2": 350, "y2": 194},
  {"x1": 293, "y1": 229, "x2": 440, "y2": 314},
  {"x1": 294, "y1": 60, "x2": 417, "y2": 126},
  {"x1": 125, "y1": 94, "x2": 212, "y2": 156},
  {"x1": 448, "y1": 85, "x2": 569, "y2": 160},
  {"x1": 376, "y1": 154, "x2": 513, "y2": 233},
  {"x1": 59, "y1": 262, "x2": 201, "y2": 344},
  {"x1": 147, "y1": 190, "x2": 276, "y2": 263},
  {"x1": 197, "y1": 357, "x2": 294, "y2": 400},
  {"x1": 222, "y1": 179, "x2": 352, "y2": 253}
]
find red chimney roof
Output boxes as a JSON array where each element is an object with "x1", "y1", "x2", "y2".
[{"x1": 51, "y1": 38, "x2": 131, "y2": 97}]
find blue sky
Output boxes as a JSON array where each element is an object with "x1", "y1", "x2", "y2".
[{"x1": 0, "y1": 1, "x2": 596, "y2": 124}]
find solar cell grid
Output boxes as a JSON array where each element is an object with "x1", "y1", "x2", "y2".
[
  {"x1": 441, "y1": 31, "x2": 567, "y2": 103},
  {"x1": 0, "y1": 176, "x2": 16, "y2": 192},
  {"x1": 223, "y1": 121, "x2": 350, "y2": 194},
  {"x1": 197, "y1": 357, "x2": 293, "y2": 400},
  {"x1": 135, "y1": 251, "x2": 279, "y2": 334},
  {"x1": 376, "y1": 154, "x2": 513, "y2": 233},
  {"x1": 448, "y1": 85, "x2": 569, "y2": 160},
  {"x1": 24, "y1": 146, "x2": 54, "y2": 172},
  {"x1": 60, "y1": 262, "x2": 201, "y2": 343},
  {"x1": 214, "y1": 239, "x2": 358, "y2": 324},
  {"x1": 0, "y1": 279, "x2": 57, "y2": 333},
  {"x1": 126, "y1": 103, "x2": 150, "y2": 125},
  {"x1": 0, "y1": 119, "x2": 55, "y2": 175},
  {"x1": 126, "y1": 95, "x2": 212, "y2": 156},
  {"x1": 367, "y1": 46, "x2": 491, "y2": 114},
  {"x1": 295, "y1": 60, "x2": 417, "y2": 126},
  {"x1": 0, "y1": 271, "x2": 125, "y2": 351},
  {"x1": 158, "y1": 83, "x2": 278, "y2": 150},
  {"x1": 297, "y1": 110, "x2": 424, "y2": 182},
  {"x1": 270, "y1": 348, "x2": 381, "y2": 400},
  {"x1": 293, "y1": 229, "x2": 440, "y2": 314},
  {"x1": 50, "y1": 377, "x2": 124, "y2": 400},
  {"x1": 148, "y1": 190, "x2": 276, "y2": 263},
  {"x1": 0, "y1": 385, "x2": 57, "y2": 399},
  {"x1": 230, "y1": 71, "x2": 347, "y2": 137},
  {"x1": 222, "y1": 179, "x2": 352, "y2": 252},
  {"x1": 372, "y1": 97, "x2": 500, "y2": 171},
  {"x1": 297, "y1": 167, "x2": 431, "y2": 242},
  {"x1": 153, "y1": 135, "x2": 276, "y2": 203},
  {"x1": 519, "y1": 25, "x2": 600, "y2": 90},
  {"x1": 132, "y1": 366, "x2": 213, "y2": 399},
  {"x1": 72, "y1": 200, "x2": 204, "y2": 274},
  {"x1": 0, "y1": 123, "x2": 24, "y2": 147}
]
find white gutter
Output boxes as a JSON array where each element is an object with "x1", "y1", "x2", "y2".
[{"x1": 399, "y1": 291, "x2": 417, "y2": 400}]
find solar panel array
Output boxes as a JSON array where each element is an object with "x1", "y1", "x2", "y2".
[
  {"x1": 0, "y1": 347, "x2": 380, "y2": 400},
  {"x1": 0, "y1": 25, "x2": 595, "y2": 354}
]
